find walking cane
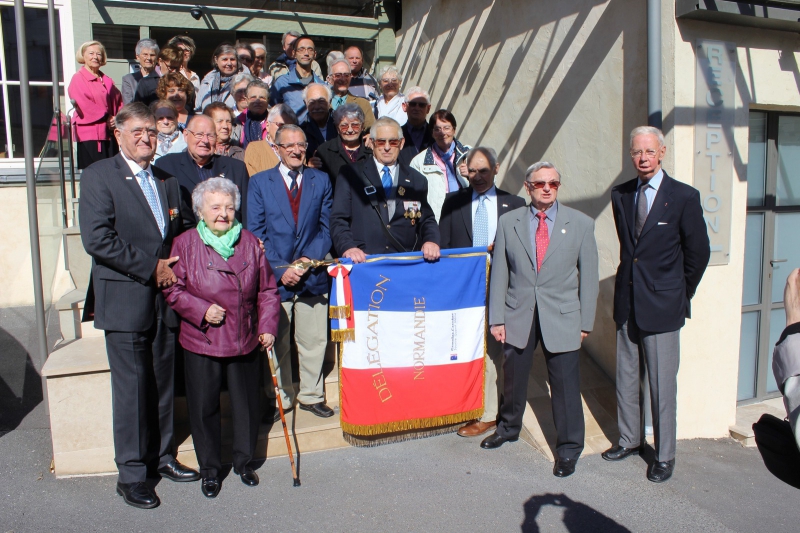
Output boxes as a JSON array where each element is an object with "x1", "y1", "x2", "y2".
[{"x1": 266, "y1": 346, "x2": 301, "y2": 487}]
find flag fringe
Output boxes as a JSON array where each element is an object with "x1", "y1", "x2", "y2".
[
  {"x1": 331, "y1": 329, "x2": 355, "y2": 342},
  {"x1": 342, "y1": 422, "x2": 465, "y2": 447},
  {"x1": 329, "y1": 305, "x2": 351, "y2": 319},
  {"x1": 340, "y1": 407, "x2": 484, "y2": 438}
]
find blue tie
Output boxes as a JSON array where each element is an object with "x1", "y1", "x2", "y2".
[
  {"x1": 474, "y1": 194, "x2": 488, "y2": 247},
  {"x1": 381, "y1": 166, "x2": 393, "y2": 198},
  {"x1": 137, "y1": 170, "x2": 166, "y2": 238},
  {"x1": 332, "y1": 96, "x2": 346, "y2": 110}
]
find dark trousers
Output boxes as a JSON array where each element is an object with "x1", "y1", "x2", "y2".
[
  {"x1": 184, "y1": 348, "x2": 261, "y2": 479},
  {"x1": 496, "y1": 310, "x2": 585, "y2": 460},
  {"x1": 105, "y1": 314, "x2": 176, "y2": 484}
]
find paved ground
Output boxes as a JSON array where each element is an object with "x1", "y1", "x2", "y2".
[{"x1": 2, "y1": 307, "x2": 799, "y2": 532}]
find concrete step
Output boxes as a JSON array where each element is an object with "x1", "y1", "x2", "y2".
[
  {"x1": 729, "y1": 397, "x2": 786, "y2": 447},
  {"x1": 55, "y1": 289, "x2": 102, "y2": 342}
]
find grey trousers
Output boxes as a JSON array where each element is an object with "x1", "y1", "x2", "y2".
[
  {"x1": 480, "y1": 334, "x2": 504, "y2": 423},
  {"x1": 616, "y1": 318, "x2": 680, "y2": 462}
]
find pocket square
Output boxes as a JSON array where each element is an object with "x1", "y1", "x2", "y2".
[{"x1": 657, "y1": 222, "x2": 668, "y2": 225}]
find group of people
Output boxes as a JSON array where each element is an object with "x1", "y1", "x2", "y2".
[{"x1": 75, "y1": 29, "x2": 712, "y2": 511}]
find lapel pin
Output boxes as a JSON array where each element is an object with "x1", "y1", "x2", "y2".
[
  {"x1": 502, "y1": 203, "x2": 508, "y2": 207},
  {"x1": 126, "y1": 176, "x2": 133, "y2": 180},
  {"x1": 398, "y1": 186, "x2": 406, "y2": 196},
  {"x1": 665, "y1": 202, "x2": 668, "y2": 206}
]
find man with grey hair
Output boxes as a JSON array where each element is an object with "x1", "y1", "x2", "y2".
[
  {"x1": 248, "y1": 124, "x2": 335, "y2": 419},
  {"x1": 331, "y1": 116, "x2": 440, "y2": 261},
  {"x1": 439, "y1": 147, "x2": 526, "y2": 438},
  {"x1": 328, "y1": 58, "x2": 374, "y2": 130},
  {"x1": 482, "y1": 161, "x2": 598, "y2": 480},
  {"x1": 603, "y1": 126, "x2": 709, "y2": 483},
  {"x1": 400, "y1": 87, "x2": 434, "y2": 161},
  {"x1": 122, "y1": 39, "x2": 160, "y2": 104},
  {"x1": 301, "y1": 82, "x2": 337, "y2": 158},
  {"x1": 80, "y1": 102, "x2": 200, "y2": 509}
]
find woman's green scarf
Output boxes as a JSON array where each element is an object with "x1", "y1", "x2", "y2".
[{"x1": 197, "y1": 219, "x2": 241, "y2": 260}]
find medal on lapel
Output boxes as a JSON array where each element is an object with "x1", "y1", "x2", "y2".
[{"x1": 398, "y1": 186, "x2": 406, "y2": 197}]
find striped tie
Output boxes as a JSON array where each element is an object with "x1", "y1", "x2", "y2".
[
  {"x1": 137, "y1": 170, "x2": 165, "y2": 238},
  {"x1": 473, "y1": 194, "x2": 488, "y2": 247}
]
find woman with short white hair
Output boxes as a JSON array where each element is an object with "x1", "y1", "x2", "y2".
[{"x1": 373, "y1": 65, "x2": 407, "y2": 126}]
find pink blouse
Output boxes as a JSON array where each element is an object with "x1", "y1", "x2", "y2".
[{"x1": 68, "y1": 67, "x2": 123, "y2": 143}]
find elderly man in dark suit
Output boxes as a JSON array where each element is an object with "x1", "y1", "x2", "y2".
[
  {"x1": 155, "y1": 114, "x2": 249, "y2": 227},
  {"x1": 331, "y1": 116, "x2": 440, "y2": 262},
  {"x1": 482, "y1": 161, "x2": 599, "y2": 479},
  {"x1": 439, "y1": 146, "x2": 525, "y2": 438},
  {"x1": 602, "y1": 126, "x2": 710, "y2": 483},
  {"x1": 80, "y1": 102, "x2": 200, "y2": 509},
  {"x1": 400, "y1": 86, "x2": 434, "y2": 161}
]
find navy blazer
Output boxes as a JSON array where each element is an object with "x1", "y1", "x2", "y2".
[
  {"x1": 301, "y1": 115, "x2": 338, "y2": 160},
  {"x1": 611, "y1": 172, "x2": 710, "y2": 333},
  {"x1": 247, "y1": 165, "x2": 333, "y2": 301},
  {"x1": 331, "y1": 159, "x2": 439, "y2": 256},
  {"x1": 80, "y1": 153, "x2": 184, "y2": 331},
  {"x1": 155, "y1": 151, "x2": 249, "y2": 228},
  {"x1": 439, "y1": 186, "x2": 526, "y2": 249}
]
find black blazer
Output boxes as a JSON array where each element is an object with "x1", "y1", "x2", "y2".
[
  {"x1": 301, "y1": 115, "x2": 338, "y2": 159},
  {"x1": 439, "y1": 186, "x2": 526, "y2": 249},
  {"x1": 610, "y1": 172, "x2": 710, "y2": 333},
  {"x1": 315, "y1": 137, "x2": 373, "y2": 191},
  {"x1": 155, "y1": 151, "x2": 249, "y2": 227},
  {"x1": 401, "y1": 122, "x2": 435, "y2": 160},
  {"x1": 331, "y1": 159, "x2": 439, "y2": 256},
  {"x1": 79, "y1": 153, "x2": 184, "y2": 331}
]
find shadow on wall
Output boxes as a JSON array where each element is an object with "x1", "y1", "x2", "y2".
[
  {"x1": 521, "y1": 493, "x2": 632, "y2": 533},
  {"x1": 0, "y1": 325, "x2": 44, "y2": 436}
]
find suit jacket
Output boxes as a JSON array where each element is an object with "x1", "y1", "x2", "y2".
[
  {"x1": 315, "y1": 137, "x2": 373, "y2": 190},
  {"x1": 343, "y1": 93, "x2": 375, "y2": 130},
  {"x1": 79, "y1": 153, "x2": 184, "y2": 331},
  {"x1": 401, "y1": 122, "x2": 435, "y2": 160},
  {"x1": 302, "y1": 115, "x2": 338, "y2": 160},
  {"x1": 121, "y1": 71, "x2": 143, "y2": 105},
  {"x1": 610, "y1": 172, "x2": 710, "y2": 333},
  {"x1": 247, "y1": 166, "x2": 333, "y2": 301},
  {"x1": 489, "y1": 203, "x2": 599, "y2": 353},
  {"x1": 439, "y1": 186, "x2": 526, "y2": 248},
  {"x1": 331, "y1": 159, "x2": 439, "y2": 256},
  {"x1": 155, "y1": 151, "x2": 249, "y2": 227}
]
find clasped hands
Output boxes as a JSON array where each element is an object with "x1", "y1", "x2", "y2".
[
  {"x1": 154, "y1": 256, "x2": 179, "y2": 288},
  {"x1": 204, "y1": 304, "x2": 275, "y2": 349}
]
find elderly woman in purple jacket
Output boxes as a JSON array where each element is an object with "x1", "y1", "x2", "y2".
[{"x1": 164, "y1": 177, "x2": 280, "y2": 499}]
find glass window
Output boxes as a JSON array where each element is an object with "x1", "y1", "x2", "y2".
[
  {"x1": 742, "y1": 213, "x2": 763, "y2": 306},
  {"x1": 7, "y1": 86, "x2": 57, "y2": 158},
  {"x1": 0, "y1": 91, "x2": 9, "y2": 158},
  {"x1": 131, "y1": 0, "x2": 373, "y2": 17},
  {"x1": 91, "y1": 24, "x2": 141, "y2": 60},
  {"x1": 1, "y1": 7, "x2": 62, "y2": 83},
  {"x1": 777, "y1": 115, "x2": 800, "y2": 206},
  {"x1": 772, "y1": 212, "x2": 800, "y2": 303},
  {"x1": 747, "y1": 112, "x2": 767, "y2": 206},
  {"x1": 737, "y1": 311, "x2": 759, "y2": 401}
]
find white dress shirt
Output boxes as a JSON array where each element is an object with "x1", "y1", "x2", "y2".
[
  {"x1": 121, "y1": 150, "x2": 163, "y2": 215},
  {"x1": 279, "y1": 163, "x2": 304, "y2": 190}
]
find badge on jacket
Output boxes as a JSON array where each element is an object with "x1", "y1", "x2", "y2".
[
  {"x1": 169, "y1": 207, "x2": 180, "y2": 220},
  {"x1": 403, "y1": 201, "x2": 422, "y2": 225}
]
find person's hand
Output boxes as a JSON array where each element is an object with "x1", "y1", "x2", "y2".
[
  {"x1": 258, "y1": 238, "x2": 266, "y2": 254},
  {"x1": 458, "y1": 162, "x2": 468, "y2": 177},
  {"x1": 205, "y1": 304, "x2": 226, "y2": 325},
  {"x1": 343, "y1": 247, "x2": 367, "y2": 263},
  {"x1": 363, "y1": 135, "x2": 374, "y2": 150},
  {"x1": 281, "y1": 268, "x2": 303, "y2": 287},
  {"x1": 581, "y1": 331, "x2": 590, "y2": 341},
  {"x1": 421, "y1": 242, "x2": 440, "y2": 262},
  {"x1": 259, "y1": 333, "x2": 275, "y2": 350},
  {"x1": 107, "y1": 115, "x2": 116, "y2": 130},
  {"x1": 785, "y1": 268, "x2": 800, "y2": 327},
  {"x1": 490, "y1": 325, "x2": 506, "y2": 343},
  {"x1": 307, "y1": 152, "x2": 323, "y2": 169},
  {"x1": 154, "y1": 256, "x2": 179, "y2": 288}
]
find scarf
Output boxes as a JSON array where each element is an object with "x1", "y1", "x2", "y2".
[
  {"x1": 157, "y1": 131, "x2": 180, "y2": 155},
  {"x1": 433, "y1": 141, "x2": 460, "y2": 193},
  {"x1": 244, "y1": 110, "x2": 267, "y2": 148},
  {"x1": 197, "y1": 219, "x2": 241, "y2": 261},
  {"x1": 211, "y1": 71, "x2": 233, "y2": 104}
]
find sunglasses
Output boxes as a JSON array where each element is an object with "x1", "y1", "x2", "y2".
[
  {"x1": 373, "y1": 138, "x2": 402, "y2": 148},
  {"x1": 524, "y1": 180, "x2": 561, "y2": 190},
  {"x1": 406, "y1": 101, "x2": 428, "y2": 108}
]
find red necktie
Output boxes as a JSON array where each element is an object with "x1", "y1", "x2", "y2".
[{"x1": 535, "y1": 211, "x2": 549, "y2": 271}]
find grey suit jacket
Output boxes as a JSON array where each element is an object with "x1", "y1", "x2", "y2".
[{"x1": 489, "y1": 203, "x2": 599, "y2": 352}]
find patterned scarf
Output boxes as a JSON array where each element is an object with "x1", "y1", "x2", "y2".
[
  {"x1": 156, "y1": 131, "x2": 180, "y2": 155},
  {"x1": 433, "y1": 141, "x2": 459, "y2": 192}
]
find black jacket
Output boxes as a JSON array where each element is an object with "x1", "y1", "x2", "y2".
[
  {"x1": 331, "y1": 159, "x2": 439, "y2": 256},
  {"x1": 301, "y1": 115, "x2": 338, "y2": 160},
  {"x1": 315, "y1": 137, "x2": 373, "y2": 191},
  {"x1": 155, "y1": 151, "x2": 249, "y2": 227},
  {"x1": 439, "y1": 186, "x2": 526, "y2": 249},
  {"x1": 610, "y1": 172, "x2": 710, "y2": 332},
  {"x1": 400, "y1": 122, "x2": 435, "y2": 162}
]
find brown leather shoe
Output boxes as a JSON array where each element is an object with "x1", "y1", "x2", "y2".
[{"x1": 457, "y1": 420, "x2": 496, "y2": 437}]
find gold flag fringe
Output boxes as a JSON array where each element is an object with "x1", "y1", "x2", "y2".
[
  {"x1": 329, "y1": 305, "x2": 351, "y2": 319},
  {"x1": 340, "y1": 407, "x2": 484, "y2": 439},
  {"x1": 342, "y1": 422, "x2": 465, "y2": 447},
  {"x1": 331, "y1": 328, "x2": 355, "y2": 342}
]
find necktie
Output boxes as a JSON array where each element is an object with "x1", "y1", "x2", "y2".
[
  {"x1": 381, "y1": 166, "x2": 393, "y2": 198},
  {"x1": 474, "y1": 194, "x2": 489, "y2": 247},
  {"x1": 535, "y1": 211, "x2": 549, "y2": 272},
  {"x1": 289, "y1": 170, "x2": 299, "y2": 198},
  {"x1": 333, "y1": 96, "x2": 346, "y2": 110},
  {"x1": 137, "y1": 170, "x2": 165, "y2": 238},
  {"x1": 635, "y1": 183, "x2": 651, "y2": 240}
]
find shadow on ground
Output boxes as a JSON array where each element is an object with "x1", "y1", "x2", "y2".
[{"x1": 521, "y1": 492, "x2": 632, "y2": 532}]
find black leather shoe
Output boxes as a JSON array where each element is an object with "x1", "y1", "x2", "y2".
[
  {"x1": 647, "y1": 459, "x2": 675, "y2": 483},
  {"x1": 480, "y1": 432, "x2": 518, "y2": 449},
  {"x1": 553, "y1": 457, "x2": 578, "y2": 477},
  {"x1": 201, "y1": 477, "x2": 221, "y2": 498},
  {"x1": 233, "y1": 466, "x2": 259, "y2": 487},
  {"x1": 116, "y1": 481, "x2": 160, "y2": 509},
  {"x1": 157, "y1": 460, "x2": 200, "y2": 482},
  {"x1": 601, "y1": 445, "x2": 641, "y2": 462},
  {"x1": 299, "y1": 402, "x2": 335, "y2": 418}
]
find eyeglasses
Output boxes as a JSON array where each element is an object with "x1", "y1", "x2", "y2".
[
  {"x1": 307, "y1": 97, "x2": 329, "y2": 106},
  {"x1": 630, "y1": 149, "x2": 659, "y2": 158},
  {"x1": 331, "y1": 73, "x2": 351, "y2": 79},
  {"x1": 123, "y1": 127, "x2": 158, "y2": 139},
  {"x1": 524, "y1": 180, "x2": 561, "y2": 190},
  {"x1": 373, "y1": 138, "x2": 402, "y2": 148},
  {"x1": 278, "y1": 142, "x2": 308, "y2": 151},
  {"x1": 185, "y1": 129, "x2": 217, "y2": 141},
  {"x1": 433, "y1": 126, "x2": 453, "y2": 134},
  {"x1": 339, "y1": 122, "x2": 362, "y2": 132},
  {"x1": 238, "y1": 55, "x2": 253, "y2": 64},
  {"x1": 295, "y1": 46, "x2": 315, "y2": 54},
  {"x1": 406, "y1": 101, "x2": 428, "y2": 108},
  {"x1": 254, "y1": 54, "x2": 266, "y2": 61},
  {"x1": 233, "y1": 89, "x2": 248, "y2": 96},
  {"x1": 381, "y1": 78, "x2": 399, "y2": 84}
]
